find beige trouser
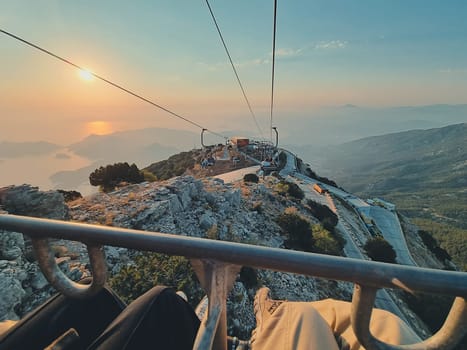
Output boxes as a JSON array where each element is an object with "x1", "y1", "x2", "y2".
[
  {"x1": 0, "y1": 320, "x2": 17, "y2": 336},
  {"x1": 251, "y1": 299, "x2": 421, "y2": 350}
]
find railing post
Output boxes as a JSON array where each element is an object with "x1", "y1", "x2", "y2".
[
  {"x1": 426, "y1": 297, "x2": 467, "y2": 350},
  {"x1": 351, "y1": 284, "x2": 382, "y2": 350},
  {"x1": 201, "y1": 128, "x2": 207, "y2": 148},
  {"x1": 272, "y1": 126, "x2": 278, "y2": 148},
  {"x1": 191, "y1": 259, "x2": 241, "y2": 350},
  {"x1": 352, "y1": 284, "x2": 467, "y2": 350},
  {"x1": 1, "y1": 215, "x2": 467, "y2": 349},
  {"x1": 31, "y1": 238, "x2": 107, "y2": 299}
]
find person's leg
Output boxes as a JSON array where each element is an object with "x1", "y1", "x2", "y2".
[
  {"x1": 250, "y1": 288, "x2": 340, "y2": 350},
  {"x1": 88, "y1": 286, "x2": 200, "y2": 350},
  {"x1": 0, "y1": 321, "x2": 16, "y2": 337}
]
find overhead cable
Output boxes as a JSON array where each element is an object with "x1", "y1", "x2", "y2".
[
  {"x1": 0, "y1": 29, "x2": 227, "y2": 141},
  {"x1": 205, "y1": 0, "x2": 265, "y2": 140},
  {"x1": 270, "y1": 0, "x2": 278, "y2": 142}
]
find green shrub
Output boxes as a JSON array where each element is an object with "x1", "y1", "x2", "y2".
[
  {"x1": 89, "y1": 162, "x2": 144, "y2": 192},
  {"x1": 287, "y1": 182, "x2": 304, "y2": 200},
  {"x1": 144, "y1": 151, "x2": 196, "y2": 180},
  {"x1": 312, "y1": 224, "x2": 342, "y2": 256},
  {"x1": 275, "y1": 182, "x2": 289, "y2": 196},
  {"x1": 109, "y1": 252, "x2": 204, "y2": 307},
  {"x1": 276, "y1": 181, "x2": 304, "y2": 200},
  {"x1": 304, "y1": 167, "x2": 338, "y2": 188},
  {"x1": 141, "y1": 170, "x2": 157, "y2": 182},
  {"x1": 276, "y1": 212, "x2": 314, "y2": 251},
  {"x1": 206, "y1": 224, "x2": 219, "y2": 240},
  {"x1": 418, "y1": 230, "x2": 451, "y2": 262},
  {"x1": 243, "y1": 173, "x2": 259, "y2": 183},
  {"x1": 57, "y1": 190, "x2": 82, "y2": 202},
  {"x1": 363, "y1": 235, "x2": 397, "y2": 263},
  {"x1": 306, "y1": 200, "x2": 338, "y2": 229},
  {"x1": 239, "y1": 267, "x2": 258, "y2": 289},
  {"x1": 414, "y1": 219, "x2": 466, "y2": 271},
  {"x1": 270, "y1": 171, "x2": 281, "y2": 179},
  {"x1": 305, "y1": 167, "x2": 317, "y2": 178}
]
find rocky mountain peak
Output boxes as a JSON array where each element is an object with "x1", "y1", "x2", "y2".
[{"x1": 0, "y1": 170, "x2": 449, "y2": 339}]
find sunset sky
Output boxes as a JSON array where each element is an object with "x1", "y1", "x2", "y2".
[{"x1": 2, "y1": 0, "x2": 467, "y2": 144}]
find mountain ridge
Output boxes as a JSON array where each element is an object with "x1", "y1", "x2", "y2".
[
  {"x1": 313, "y1": 122, "x2": 466, "y2": 193},
  {"x1": 279, "y1": 104, "x2": 467, "y2": 147},
  {"x1": 302, "y1": 123, "x2": 466, "y2": 270}
]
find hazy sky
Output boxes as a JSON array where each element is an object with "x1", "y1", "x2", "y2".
[{"x1": 2, "y1": 0, "x2": 467, "y2": 144}]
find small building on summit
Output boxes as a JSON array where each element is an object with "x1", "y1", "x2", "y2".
[{"x1": 230, "y1": 136, "x2": 249, "y2": 148}]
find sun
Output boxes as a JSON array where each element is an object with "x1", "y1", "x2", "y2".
[
  {"x1": 86, "y1": 121, "x2": 113, "y2": 135},
  {"x1": 78, "y1": 68, "x2": 94, "y2": 81}
]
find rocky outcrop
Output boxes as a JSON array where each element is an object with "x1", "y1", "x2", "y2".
[
  {"x1": 0, "y1": 177, "x2": 327, "y2": 331},
  {"x1": 0, "y1": 186, "x2": 82, "y2": 321},
  {"x1": 0, "y1": 175, "x2": 443, "y2": 339},
  {"x1": 0, "y1": 261, "x2": 26, "y2": 320},
  {"x1": 0, "y1": 184, "x2": 69, "y2": 219},
  {"x1": 64, "y1": 176, "x2": 348, "y2": 337},
  {"x1": 0, "y1": 231, "x2": 24, "y2": 260}
]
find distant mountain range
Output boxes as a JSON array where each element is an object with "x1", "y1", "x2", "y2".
[
  {"x1": 297, "y1": 123, "x2": 466, "y2": 269},
  {"x1": 0, "y1": 128, "x2": 203, "y2": 192},
  {"x1": 312, "y1": 123, "x2": 466, "y2": 193},
  {"x1": 280, "y1": 104, "x2": 467, "y2": 147},
  {"x1": 302, "y1": 123, "x2": 466, "y2": 242},
  {"x1": 68, "y1": 128, "x2": 200, "y2": 165},
  {"x1": 49, "y1": 128, "x2": 201, "y2": 190},
  {"x1": 0, "y1": 141, "x2": 61, "y2": 158}
]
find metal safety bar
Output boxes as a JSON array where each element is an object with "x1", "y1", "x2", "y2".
[
  {"x1": 31, "y1": 238, "x2": 107, "y2": 299},
  {"x1": 1, "y1": 214, "x2": 466, "y2": 350}
]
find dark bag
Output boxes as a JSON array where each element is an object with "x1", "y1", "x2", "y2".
[{"x1": 0, "y1": 282, "x2": 125, "y2": 350}]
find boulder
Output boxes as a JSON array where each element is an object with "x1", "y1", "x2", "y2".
[
  {"x1": 0, "y1": 185, "x2": 68, "y2": 219},
  {"x1": 0, "y1": 273, "x2": 25, "y2": 320},
  {"x1": 226, "y1": 189, "x2": 241, "y2": 207},
  {"x1": 167, "y1": 194, "x2": 183, "y2": 213},
  {"x1": 134, "y1": 201, "x2": 170, "y2": 227},
  {"x1": 30, "y1": 270, "x2": 48, "y2": 290},
  {"x1": 199, "y1": 212, "x2": 216, "y2": 230},
  {"x1": 0, "y1": 231, "x2": 24, "y2": 260}
]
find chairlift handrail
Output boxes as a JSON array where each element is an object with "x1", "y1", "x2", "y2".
[
  {"x1": 1, "y1": 214, "x2": 466, "y2": 297},
  {"x1": 2, "y1": 213, "x2": 467, "y2": 350}
]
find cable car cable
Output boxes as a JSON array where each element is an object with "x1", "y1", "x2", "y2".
[
  {"x1": 205, "y1": 0, "x2": 265, "y2": 140},
  {"x1": 270, "y1": 0, "x2": 278, "y2": 142}
]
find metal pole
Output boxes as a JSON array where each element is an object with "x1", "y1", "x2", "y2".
[
  {"x1": 201, "y1": 128, "x2": 207, "y2": 148},
  {"x1": 272, "y1": 127, "x2": 278, "y2": 148}
]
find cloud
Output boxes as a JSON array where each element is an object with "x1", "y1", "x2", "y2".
[
  {"x1": 236, "y1": 58, "x2": 270, "y2": 68},
  {"x1": 275, "y1": 47, "x2": 304, "y2": 57},
  {"x1": 315, "y1": 40, "x2": 347, "y2": 49},
  {"x1": 196, "y1": 62, "x2": 224, "y2": 72},
  {"x1": 197, "y1": 58, "x2": 269, "y2": 72},
  {"x1": 198, "y1": 40, "x2": 347, "y2": 72}
]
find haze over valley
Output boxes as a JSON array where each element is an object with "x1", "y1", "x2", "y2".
[{"x1": 1, "y1": 103, "x2": 466, "y2": 194}]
